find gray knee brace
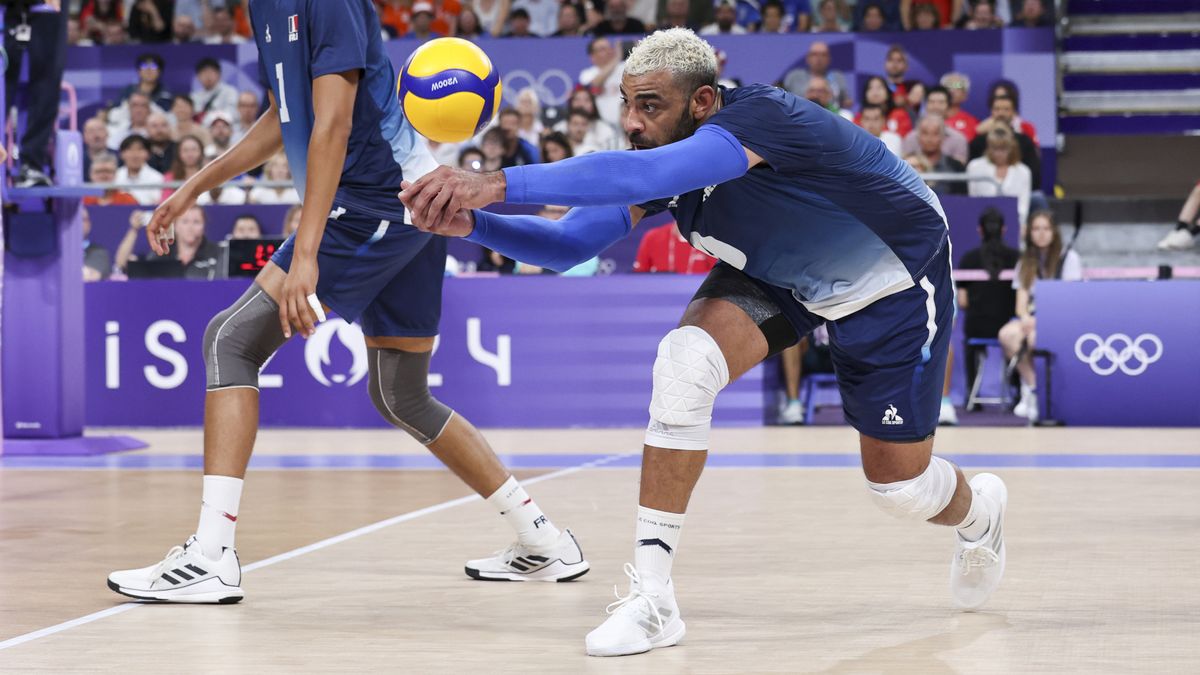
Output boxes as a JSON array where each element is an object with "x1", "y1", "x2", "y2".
[
  {"x1": 204, "y1": 283, "x2": 288, "y2": 390},
  {"x1": 368, "y1": 348, "x2": 453, "y2": 445}
]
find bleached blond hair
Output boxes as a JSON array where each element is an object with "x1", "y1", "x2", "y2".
[{"x1": 624, "y1": 28, "x2": 718, "y2": 94}]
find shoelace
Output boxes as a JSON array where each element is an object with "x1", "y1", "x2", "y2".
[
  {"x1": 605, "y1": 563, "x2": 666, "y2": 638},
  {"x1": 483, "y1": 542, "x2": 525, "y2": 568},
  {"x1": 957, "y1": 545, "x2": 999, "y2": 575},
  {"x1": 150, "y1": 545, "x2": 187, "y2": 581}
]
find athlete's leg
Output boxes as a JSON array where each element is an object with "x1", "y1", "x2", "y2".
[
  {"x1": 362, "y1": 237, "x2": 585, "y2": 581},
  {"x1": 860, "y1": 434, "x2": 971, "y2": 526},
  {"x1": 202, "y1": 262, "x2": 288, "y2": 478},
  {"x1": 588, "y1": 265, "x2": 806, "y2": 657},
  {"x1": 108, "y1": 262, "x2": 291, "y2": 604},
  {"x1": 639, "y1": 297, "x2": 770, "y2": 513},
  {"x1": 860, "y1": 429, "x2": 1007, "y2": 609},
  {"x1": 364, "y1": 335, "x2": 506, "y2": 496},
  {"x1": 835, "y1": 247, "x2": 1006, "y2": 611}
]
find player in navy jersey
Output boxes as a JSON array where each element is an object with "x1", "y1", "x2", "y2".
[
  {"x1": 108, "y1": 0, "x2": 589, "y2": 605},
  {"x1": 401, "y1": 29, "x2": 1008, "y2": 657}
]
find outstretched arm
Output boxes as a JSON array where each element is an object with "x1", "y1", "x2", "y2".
[
  {"x1": 467, "y1": 206, "x2": 640, "y2": 273},
  {"x1": 406, "y1": 199, "x2": 643, "y2": 274},
  {"x1": 400, "y1": 125, "x2": 760, "y2": 231}
]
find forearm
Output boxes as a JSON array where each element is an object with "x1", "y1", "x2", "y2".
[
  {"x1": 490, "y1": 0, "x2": 511, "y2": 35},
  {"x1": 115, "y1": 227, "x2": 140, "y2": 270},
  {"x1": 181, "y1": 109, "x2": 282, "y2": 197},
  {"x1": 293, "y1": 121, "x2": 350, "y2": 256},
  {"x1": 502, "y1": 125, "x2": 749, "y2": 207},
  {"x1": 467, "y1": 206, "x2": 632, "y2": 273}
]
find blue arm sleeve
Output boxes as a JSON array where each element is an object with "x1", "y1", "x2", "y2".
[
  {"x1": 465, "y1": 206, "x2": 633, "y2": 273},
  {"x1": 501, "y1": 125, "x2": 749, "y2": 207}
]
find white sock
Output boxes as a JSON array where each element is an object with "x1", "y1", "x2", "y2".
[
  {"x1": 195, "y1": 475, "x2": 243, "y2": 559},
  {"x1": 486, "y1": 476, "x2": 560, "y2": 549},
  {"x1": 955, "y1": 489, "x2": 992, "y2": 542},
  {"x1": 634, "y1": 506, "x2": 686, "y2": 587}
]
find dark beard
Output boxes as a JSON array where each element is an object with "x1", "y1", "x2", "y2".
[{"x1": 628, "y1": 107, "x2": 699, "y2": 150}]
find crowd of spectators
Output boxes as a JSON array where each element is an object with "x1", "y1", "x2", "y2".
[
  {"x1": 66, "y1": 1, "x2": 1054, "y2": 46},
  {"x1": 65, "y1": 1, "x2": 1050, "y2": 286}
]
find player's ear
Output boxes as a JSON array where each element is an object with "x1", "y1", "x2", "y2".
[{"x1": 691, "y1": 85, "x2": 717, "y2": 120}]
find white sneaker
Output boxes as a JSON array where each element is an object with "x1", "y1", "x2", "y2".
[
  {"x1": 465, "y1": 528, "x2": 590, "y2": 582},
  {"x1": 779, "y1": 399, "x2": 805, "y2": 425},
  {"x1": 1157, "y1": 228, "x2": 1195, "y2": 250},
  {"x1": 108, "y1": 536, "x2": 243, "y2": 603},
  {"x1": 1013, "y1": 389, "x2": 1039, "y2": 423},
  {"x1": 951, "y1": 473, "x2": 1007, "y2": 610},
  {"x1": 939, "y1": 399, "x2": 959, "y2": 426},
  {"x1": 1013, "y1": 387, "x2": 1037, "y2": 421},
  {"x1": 586, "y1": 563, "x2": 686, "y2": 657}
]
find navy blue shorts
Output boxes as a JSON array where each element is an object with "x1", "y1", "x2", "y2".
[
  {"x1": 699, "y1": 244, "x2": 954, "y2": 442},
  {"x1": 271, "y1": 204, "x2": 446, "y2": 338}
]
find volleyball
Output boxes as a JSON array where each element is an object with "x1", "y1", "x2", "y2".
[{"x1": 398, "y1": 37, "x2": 501, "y2": 144}]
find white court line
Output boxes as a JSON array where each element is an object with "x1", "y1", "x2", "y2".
[{"x1": 0, "y1": 452, "x2": 633, "y2": 652}]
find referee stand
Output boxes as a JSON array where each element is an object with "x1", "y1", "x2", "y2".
[{"x1": 1, "y1": 5, "x2": 143, "y2": 455}]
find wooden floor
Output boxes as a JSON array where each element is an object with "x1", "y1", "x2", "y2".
[{"x1": 1, "y1": 427, "x2": 1197, "y2": 673}]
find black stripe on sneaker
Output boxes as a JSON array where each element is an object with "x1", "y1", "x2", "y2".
[
  {"x1": 526, "y1": 555, "x2": 549, "y2": 563},
  {"x1": 637, "y1": 538, "x2": 673, "y2": 555},
  {"x1": 161, "y1": 573, "x2": 180, "y2": 585},
  {"x1": 185, "y1": 564, "x2": 207, "y2": 576},
  {"x1": 509, "y1": 561, "x2": 530, "y2": 571},
  {"x1": 172, "y1": 568, "x2": 194, "y2": 581}
]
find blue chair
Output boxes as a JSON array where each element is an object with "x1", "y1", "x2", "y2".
[
  {"x1": 802, "y1": 373, "x2": 841, "y2": 424},
  {"x1": 965, "y1": 338, "x2": 1010, "y2": 410}
]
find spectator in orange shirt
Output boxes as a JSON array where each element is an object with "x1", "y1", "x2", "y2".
[
  {"x1": 83, "y1": 152, "x2": 140, "y2": 206},
  {"x1": 378, "y1": 0, "x2": 461, "y2": 38},
  {"x1": 633, "y1": 222, "x2": 717, "y2": 275}
]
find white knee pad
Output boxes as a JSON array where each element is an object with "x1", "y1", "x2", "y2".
[
  {"x1": 867, "y1": 455, "x2": 957, "y2": 521},
  {"x1": 644, "y1": 326, "x2": 730, "y2": 451}
]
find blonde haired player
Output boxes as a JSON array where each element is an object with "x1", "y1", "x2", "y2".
[
  {"x1": 107, "y1": 0, "x2": 588, "y2": 603},
  {"x1": 402, "y1": 28, "x2": 1008, "y2": 656}
]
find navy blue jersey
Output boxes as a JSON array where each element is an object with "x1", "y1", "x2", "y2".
[
  {"x1": 646, "y1": 84, "x2": 949, "y2": 321},
  {"x1": 249, "y1": 0, "x2": 435, "y2": 221}
]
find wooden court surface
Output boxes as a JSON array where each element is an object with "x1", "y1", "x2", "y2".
[{"x1": 1, "y1": 427, "x2": 1197, "y2": 673}]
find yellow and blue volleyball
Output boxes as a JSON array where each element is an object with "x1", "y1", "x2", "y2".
[{"x1": 398, "y1": 38, "x2": 502, "y2": 144}]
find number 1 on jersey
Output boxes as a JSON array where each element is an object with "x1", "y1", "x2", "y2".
[{"x1": 275, "y1": 62, "x2": 291, "y2": 123}]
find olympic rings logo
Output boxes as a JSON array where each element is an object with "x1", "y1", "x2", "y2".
[
  {"x1": 1073, "y1": 333, "x2": 1163, "y2": 376},
  {"x1": 502, "y1": 69, "x2": 575, "y2": 107}
]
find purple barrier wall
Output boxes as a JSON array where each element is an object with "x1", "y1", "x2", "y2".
[
  {"x1": 1038, "y1": 280, "x2": 1200, "y2": 427},
  {"x1": 57, "y1": 28, "x2": 1055, "y2": 154},
  {"x1": 83, "y1": 276, "x2": 766, "y2": 428}
]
